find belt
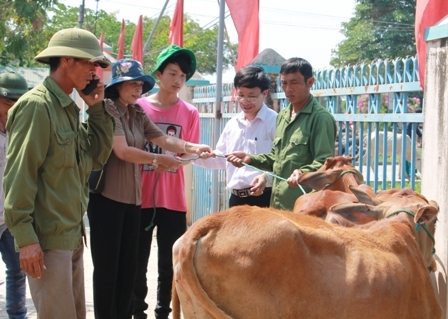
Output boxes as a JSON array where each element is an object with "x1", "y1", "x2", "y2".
[
  {"x1": 232, "y1": 188, "x2": 251, "y2": 198},
  {"x1": 231, "y1": 188, "x2": 272, "y2": 198}
]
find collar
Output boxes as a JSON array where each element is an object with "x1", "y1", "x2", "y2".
[
  {"x1": 113, "y1": 99, "x2": 138, "y2": 119},
  {"x1": 282, "y1": 95, "x2": 314, "y2": 121},
  {"x1": 43, "y1": 77, "x2": 76, "y2": 109}
]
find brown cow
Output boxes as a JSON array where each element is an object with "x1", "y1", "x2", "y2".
[
  {"x1": 173, "y1": 196, "x2": 440, "y2": 319},
  {"x1": 293, "y1": 156, "x2": 374, "y2": 225},
  {"x1": 297, "y1": 155, "x2": 364, "y2": 192}
]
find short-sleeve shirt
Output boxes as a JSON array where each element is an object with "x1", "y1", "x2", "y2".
[{"x1": 102, "y1": 98, "x2": 164, "y2": 205}]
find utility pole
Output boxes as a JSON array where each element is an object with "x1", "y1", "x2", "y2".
[{"x1": 78, "y1": 0, "x2": 85, "y2": 29}]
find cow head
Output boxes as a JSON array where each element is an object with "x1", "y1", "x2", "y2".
[
  {"x1": 330, "y1": 188, "x2": 439, "y2": 271},
  {"x1": 297, "y1": 156, "x2": 364, "y2": 192}
]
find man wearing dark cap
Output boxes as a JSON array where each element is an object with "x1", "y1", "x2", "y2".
[
  {"x1": 4, "y1": 28, "x2": 114, "y2": 318},
  {"x1": 0, "y1": 71, "x2": 29, "y2": 319}
]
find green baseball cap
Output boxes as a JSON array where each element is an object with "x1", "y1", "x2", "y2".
[
  {"x1": 35, "y1": 28, "x2": 111, "y2": 68},
  {"x1": 152, "y1": 45, "x2": 196, "y2": 80}
]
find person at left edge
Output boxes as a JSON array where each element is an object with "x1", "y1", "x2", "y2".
[
  {"x1": 4, "y1": 28, "x2": 114, "y2": 319},
  {"x1": 0, "y1": 72, "x2": 29, "y2": 319},
  {"x1": 87, "y1": 58, "x2": 212, "y2": 319}
]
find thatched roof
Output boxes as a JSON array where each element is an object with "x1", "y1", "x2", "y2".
[{"x1": 248, "y1": 48, "x2": 286, "y2": 73}]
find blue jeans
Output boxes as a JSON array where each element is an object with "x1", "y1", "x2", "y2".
[{"x1": 0, "y1": 224, "x2": 27, "y2": 319}]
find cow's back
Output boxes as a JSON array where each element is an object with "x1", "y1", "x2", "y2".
[{"x1": 173, "y1": 206, "x2": 441, "y2": 319}]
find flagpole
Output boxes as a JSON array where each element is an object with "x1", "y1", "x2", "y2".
[
  {"x1": 143, "y1": 0, "x2": 170, "y2": 55},
  {"x1": 211, "y1": 0, "x2": 226, "y2": 213}
]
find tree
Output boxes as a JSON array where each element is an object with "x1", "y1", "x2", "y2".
[
  {"x1": 1, "y1": 1, "x2": 237, "y2": 75},
  {"x1": 0, "y1": 0, "x2": 57, "y2": 66},
  {"x1": 330, "y1": 0, "x2": 416, "y2": 67}
]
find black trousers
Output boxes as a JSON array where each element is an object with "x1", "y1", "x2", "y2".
[
  {"x1": 87, "y1": 193, "x2": 141, "y2": 319},
  {"x1": 133, "y1": 208, "x2": 187, "y2": 319},
  {"x1": 228, "y1": 188, "x2": 272, "y2": 208}
]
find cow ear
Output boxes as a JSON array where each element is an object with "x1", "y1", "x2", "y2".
[
  {"x1": 414, "y1": 205, "x2": 439, "y2": 224},
  {"x1": 429, "y1": 200, "x2": 439, "y2": 211},
  {"x1": 330, "y1": 202, "x2": 383, "y2": 217},
  {"x1": 298, "y1": 169, "x2": 343, "y2": 191},
  {"x1": 349, "y1": 185, "x2": 381, "y2": 206},
  {"x1": 330, "y1": 202, "x2": 380, "y2": 223}
]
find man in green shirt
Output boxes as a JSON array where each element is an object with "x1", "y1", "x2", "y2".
[
  {"x1": 4, "y1": 28, "x2": 114, "y2": 318},
  {"x1": 228, "y1": 58, "x2": 336, "y2": 210}
]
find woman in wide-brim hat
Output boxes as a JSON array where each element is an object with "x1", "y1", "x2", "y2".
[{"x1": 86, "y1": 58, "x2": 211, "y2": 319}]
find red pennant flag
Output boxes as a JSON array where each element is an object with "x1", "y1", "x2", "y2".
[
  {"x1": 225, "y1": 0, "x2": 260, "y2": 71},
  {"x1": 96, "y1": 31, "x2": 104, "y2": 80},
  {"x1": 415, "y1": 0, "x2": 448, "y2": 90},
  {"x1": 117, "y1": 19, "x2": 125, "y2": 60},
  {"x1": 131, "y1": 15, "x2": 144, "y2": 64},
  {"x1": 169, "y1": 0, "x2": 184, "y2": 47}
]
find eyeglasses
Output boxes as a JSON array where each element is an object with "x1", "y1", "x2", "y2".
[{"x1": 236, "y1": 95, "x2": 262, "y2": 103}]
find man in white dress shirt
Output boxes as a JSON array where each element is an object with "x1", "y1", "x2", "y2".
[{"x1": 195, "y1": 66, "x2": 277, "y2": 207}]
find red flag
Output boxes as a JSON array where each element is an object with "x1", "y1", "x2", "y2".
[
  {"x1": 117, "y1": 19, "x2": 125, "y2": 60},
  {"x1": 225, "y1": 0, "x2": 259, "y2": 71},
  {"x1": 131, "y1": 15, "x2": 144, "y2": 64},
  {"x1": 169, "y1": 0, "x2": 184, "y2": 47},
  {"x1": 415, "y1": 0, "x2": 448, "y2": 90},
  {"x1": 96, "y1": 31, "x2": 104, "y2": 80}
]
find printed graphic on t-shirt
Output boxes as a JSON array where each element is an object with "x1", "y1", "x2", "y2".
[{"x1": 143, "y1": 123, "x2": 182, "y2": 173}]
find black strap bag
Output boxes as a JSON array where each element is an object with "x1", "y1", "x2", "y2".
[{"x1": 89, "y1": 164, "x2": 107, "y2": 194}]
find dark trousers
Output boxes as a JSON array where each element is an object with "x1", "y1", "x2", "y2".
[
  {"x1": 133, "y1": 208, "x2": 187, "y2": 319},
  {"x1": 228, "y1": 188, "x2": 272, "y2": 208},
  {"x1": 87, "y1": 193, "x2": 141, "y2": 319}
]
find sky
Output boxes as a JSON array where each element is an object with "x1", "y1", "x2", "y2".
[{"x1": 59, "y1": 0, "x2": 356, "y2": 81}]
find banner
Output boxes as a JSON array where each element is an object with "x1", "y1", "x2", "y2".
[
  {"x1": 117, "y1": 19, "x2": 125, "y2": 60},
  {"x1": 225, "y1": 0, "x2": 260, "y2": 71},
  {"x1": 96, "y1": 31, "x2": 104, "y2": 80},
  {"x1": 169, "y1": 0, "x2": 184, "y2": 47},
  {"x1": 131, "y1": 15, "x2": 143, "y2": 64},
  {"x1": 415, "y1": 0, "x2": 448, "y2": 90}
]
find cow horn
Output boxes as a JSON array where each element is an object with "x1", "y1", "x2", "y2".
[
  {"x1": 298, "y1": 169, "x2": 343, "y2": 190},
  {"x1": 349, "y1": 185, "x2": 382, "y2": 206}
]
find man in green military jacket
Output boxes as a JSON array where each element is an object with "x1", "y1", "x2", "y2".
[
  {"x1": 4, "y1": 28, "x2": 114, "y2": 318},
  {"x1": 228, "y1": 57, "x2": 336, "y2": 211}
]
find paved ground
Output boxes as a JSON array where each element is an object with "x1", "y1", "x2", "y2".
[{"x1": 0, "y1": 224, "x2": 164, "y2": 319}]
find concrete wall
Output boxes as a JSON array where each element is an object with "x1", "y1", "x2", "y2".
[{"x1": 423, "y1": 34, "x2": 448, "y2": 318}]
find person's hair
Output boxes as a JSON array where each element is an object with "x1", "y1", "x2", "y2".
[
  {"x1": 280, "y1": 57, "x2": 313, "y2": 82},
  {"x1": 166, "y1": 125, "x2": 177, "y2": 134},
  {"x1": 234, "y1": 66, "x2": 270, "y2": 91},
  {"x1": 158, "y1": 53, "x2": 192, "y2": 78},
  {"x1": 105, "y1": 83, "x2": 122, "y2": 99},
  {"x1": 48, "y1": 57, "x2": 61, "y2": 72}
]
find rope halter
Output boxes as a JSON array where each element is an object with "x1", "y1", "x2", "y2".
[{"x1": 385, "y1": 209, "x2": 436, "y2": 255}]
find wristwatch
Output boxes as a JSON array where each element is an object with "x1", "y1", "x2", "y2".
[{"x1": 152, "y1": 154, "x2": 158, "y2": 165}]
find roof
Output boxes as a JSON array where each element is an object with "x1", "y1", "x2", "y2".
[{"x1": 248, "y1": 48, "x2": 286, "y2": 74}]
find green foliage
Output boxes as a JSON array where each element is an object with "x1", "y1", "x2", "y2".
[
  {"x1": 0, "y1": 0, "x2": 57, "y2": 66},
  {"x1": 1, "y1": 1, "x2": 236, "y2": 74},
  {"x1": 330, "y1": 0, "x2": 416, "y2": 67}
]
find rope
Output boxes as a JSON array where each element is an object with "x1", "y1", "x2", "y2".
[
  {"x1": 385, "y1": 209, "x2": 436, "y2": 254},
  {"x1": 213, "y1": 154, "x2": 307, "y2": 194}
]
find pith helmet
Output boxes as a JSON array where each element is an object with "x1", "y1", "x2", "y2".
[
  {"x1": 35, "y1": 28, "x2": 111, "y2": 68},
  {"x1": 0, "y1": 72, "x2": 29, "y2": 100}
]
